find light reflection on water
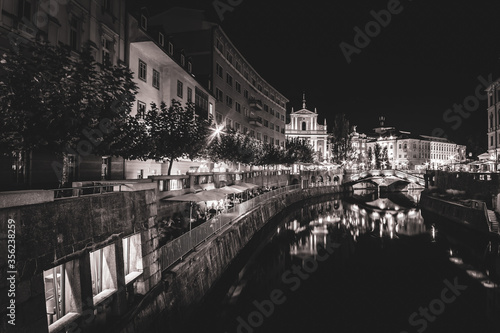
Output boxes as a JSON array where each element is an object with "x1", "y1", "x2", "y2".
[{"x1": 285, "y1": 189, "x2": 427, "y2": 262}]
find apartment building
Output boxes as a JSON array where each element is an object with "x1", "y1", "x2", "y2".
[
  {"x1": 125, "y1": 9, "x2": 216, "y2": 177},
  {"x1": 148, "y1": 7, "x2": 288, "y2": 147},
  {"x1": 0, "y1": 0, "x2": 128, "y2": 190}
]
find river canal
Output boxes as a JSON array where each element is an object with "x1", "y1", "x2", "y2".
[{"x1": 183, "y1": 189, "x2": 500, "y2": 333}]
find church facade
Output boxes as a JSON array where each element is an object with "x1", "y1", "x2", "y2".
[{"x1": 285, "y1": 95, "x2": 330, "y2": 162}]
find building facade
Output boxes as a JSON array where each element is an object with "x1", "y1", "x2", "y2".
[
  {"x1": 285, "y1": 95, "x2": 330, "y2": 162},
  {"x1": 486, "y1": 80, "x2": 500, "y2": 171},
  {"x1": 148, "y1": 8, "x2": 288, "y2": 148},
  {"x1": 125, "y1": 9, "x2": 216, "y2": 178},
  {"x1": 0, "y1": 0, "x2": 129, "y2": 190},
  {"x1": 365, "y1": 117, "x2": 466, "y2": 170}
]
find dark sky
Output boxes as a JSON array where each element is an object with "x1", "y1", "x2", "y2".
[{"x1": 142, "y1": 0, "x2": 500, "y2": 153}]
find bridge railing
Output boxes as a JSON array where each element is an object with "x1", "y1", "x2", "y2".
[{"x1": 345, "y1": 169, "x2": 426, "y2": 186}]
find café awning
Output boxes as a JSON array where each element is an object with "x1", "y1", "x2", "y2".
[{"x1": 164, "y1": 190, "x2": 226, "y2": 202}]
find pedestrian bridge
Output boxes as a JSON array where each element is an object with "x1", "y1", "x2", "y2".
[{"x1": 344, "y1": 169, "x2": 426, "y2": 190}]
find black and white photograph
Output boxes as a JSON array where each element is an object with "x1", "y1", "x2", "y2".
[{"x1": 1, "y1": 0, "x2": 500, "y2": 332}]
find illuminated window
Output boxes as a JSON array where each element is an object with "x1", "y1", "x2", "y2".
[
  {"x1": 44, "y1": 262, "x2": 80, "y2": 326},
  {"x1": 90, "y1": 245, "x2": 117, "y2": 300},
  {"x1": 123, "y1": 234, "x2": 143, "y2": 284}
]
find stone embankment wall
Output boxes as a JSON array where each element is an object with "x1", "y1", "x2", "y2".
[{"x1": 0, "y1": 185, "x2": 159, "y2": 333}]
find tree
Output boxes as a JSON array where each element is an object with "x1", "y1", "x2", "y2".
[
  {"x1": 374, "y1": 143, "x2": 382, "y2": 169},
  {"x1": 257, "y1": 143, "x2": 285, "y2": 167},
  {"x1": 283, "y1": 137, "x2": 315, "y2": 165},
  {"x1": 0, "y1": 40, "x2": 137, "y2": 186},
  {"x1": 330, "y1": 114, "x2": 356, "y2": 164},
  {"x1": 132, "y1": 100, "x2": 211, "y2": 175}
]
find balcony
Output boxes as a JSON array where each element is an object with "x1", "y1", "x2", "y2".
[
  {"x1": 248, "y1": 116, "x2": 263, "y2": 127},
  {"x1": 248, "y1": 98, "x2": 263, "y2": 111}
]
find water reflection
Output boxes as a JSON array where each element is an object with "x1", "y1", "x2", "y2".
[
  {"x1": 187, "y1": 189, "x2": 500, "y2": 333},
  {"x1": 285, "y1": 190, "x2": 427, "y2": 263}
]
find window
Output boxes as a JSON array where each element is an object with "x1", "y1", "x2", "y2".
[
  {"x1": 168, "y1": 42, "x2": 174, "y2": 55},
  {"x1": 195, "y1": 87, "x2": 209, "y2": 114},
  {"x1": 250, "y1": 130, "x2": 255, "y2": 138},
  {"x1": 226, "y1": 51, "x2": 233, "y2": 64},
  {"x1": 137, "y1": 101, "x2": 146, "y2": 118},
  {"x1": 235, "y1": 81, "x2": 241, "y2": 93},
  {"x1": 90, "y1": 245, "x2": 117, "y2": 299},
  {"x1": 153, "y1": 69, "x2": 160, "y2": 89},
  {"x1": 257, "y1": 132, "x2": 261, "y2": 140},
  {"x1": 140, "y1": 14, "x2": 147, "y2": 30},
  {"x1": 226, "y1": 118, "x2": 232, "y2": 129},
  {"x1": 281, "y1": 115, "x2": 284, "y2": 121},
  {"x1": 138, "y1": 59, "x2": 147, "y2": 81},
  {"x1": 276, "y1": 111, "x2": 280, "y2": 119},
  {"x1": 302, "y1": 122, "x2": 306, "y2": 131},
  {"x1": 264, "y1": 119, "x2": 269, "y2": 127},
  {"x1": 243, "y1": 107, "x2": 249, "y2": 117},
  {"x1": 270, "y1": 108, "x2": 274, "y2": 116},
  {"x1": 270, "y1": 123, "x2": 274, "y2": 130},
  {"x1": 18, "y1": 0, "x2": 33, "y2": 21},
  {"x1": 187, "y1": 61, "x2": 192, "y2": 73},
  {"x1": 264, "y1": 104, "x2": 269, "y2": 112},
  {"x1": 244, "y1": 71, "x2": 249, "y2": 80},
  {"x1": 187, "y1": 87, "x2": 193, "y2": 103},
  {"x1": 69, "y1": 17, "x2": 79, "y2": 51},
  {"x1": 102, "y1": 0, "x2": 112, "y2": 13},
  {"x1": 258, "y1": 84, "x2": 262, "y2": 92},
  {"x1": 216, "y1": 88, "x2": 223, "y2": 101},
  {"x1": 123, "y1": 234, "x2": 143, "y2": 284},
  {"x1": 264, "y1": 135, "x2": 268, "y2": 143},
  {"x1": 276, "y1": 139, "x2": 280, "y2": 146},
  {"x1": 236, "y1": 61, "x2": 241, "y2": 72},
  {"x1": 177, "y1": 80, "x2": 183, "y2": 98},
  {"x1": 276, "y1": 125, "x2": 280, "y2": 132},
  {"x1": 159, "y1": 32, "x2": 164, "y2": 46},
  {"x1": 102, "y1": 37, "x2": 112, "y2": 65},
  {"x1": 209, "y1": 103, "x2": 213, "y2": 115},
  {"x1": 180, "y1": 53, "x2": 185, "y2": 67},
  {"x1": 235, "y1": 122, "x2": 241, "y2": 132},
  {"x1": 216, "y1": 38, "x2": 224, "y2": 53},
  {"x1": 235, "y1": 102, "x2": 241, "y2": 113},
  {"x1": 244, "y1": 89, "x2": 249, "y2": 99},
  {"x1": 44, "y1": 262, "x2": 79, "y2": 326},
  {"x1": 226, "y1": 73, "x2": 233, "y2": 86},
  {"x1": 270, "y1": 137, "x2": 274, "y2": 145},
  {"x1": 216, "y1": 112, "x2": 223, "y2": 124},
  {"x1": 226, "y1": 95, "x2": 233, "y2": 108},
  {"x1": 243, "y1": 126, "x2": 248, "y2": 134},
  {"x1": 216, "y1": 63, "x2": 223, "y2": 78}
]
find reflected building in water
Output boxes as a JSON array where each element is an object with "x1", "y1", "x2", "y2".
[{"x1": 285, "y1": 192, "x2": 426, "y2": 263}]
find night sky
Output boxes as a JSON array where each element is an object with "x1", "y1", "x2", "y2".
[{"x1": 142, "y1": 0, "x2": 500, "y2": 153}]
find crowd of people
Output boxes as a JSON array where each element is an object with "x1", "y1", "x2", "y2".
[{"x1": 158, "y1": 186, "x2": 279, "y2": 246}]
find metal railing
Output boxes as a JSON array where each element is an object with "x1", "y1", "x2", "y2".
[
  {"x1": 159, "y1": 184, "x2": 301, "y2": 271},
  {"x1": 53, "y1": 184, "x2": 126, "y2": 199}
]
